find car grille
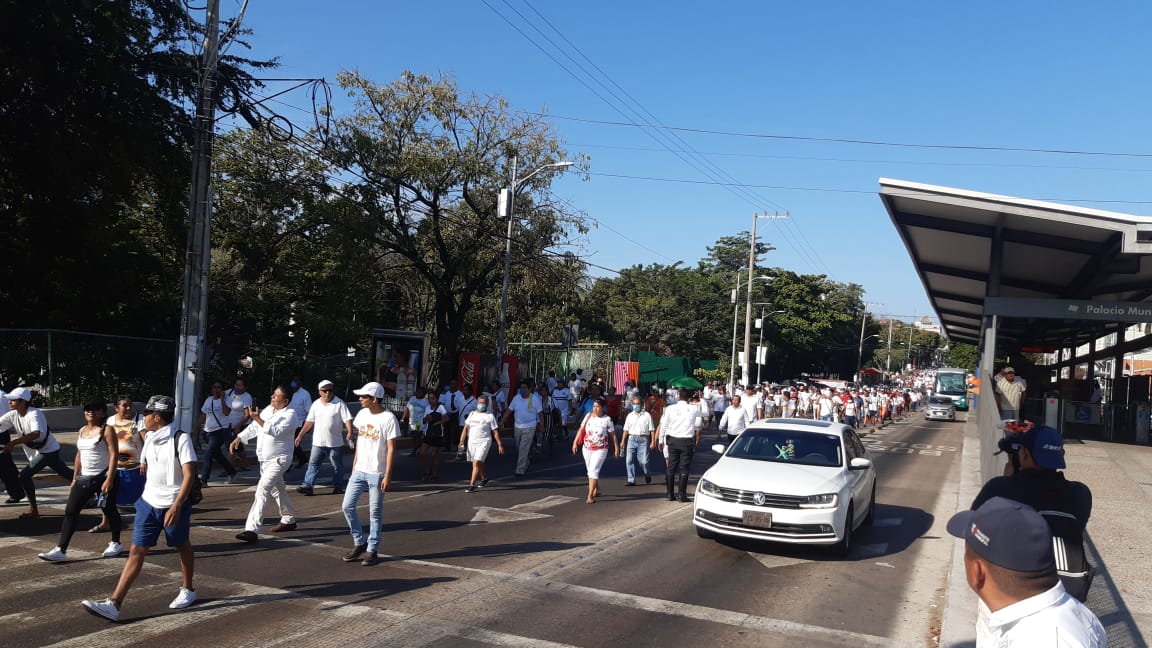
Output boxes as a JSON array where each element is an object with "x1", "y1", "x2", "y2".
[{"x1": 714, "y1": 486, "x2": 805, "y2": 509}]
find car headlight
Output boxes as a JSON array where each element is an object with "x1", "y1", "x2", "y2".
[
  {"x1": 798, "y1": 493, "x2": 838, "y2": 508},
  {"x1": 698, "y1": 478, "x2": 721, "y2": 497}
]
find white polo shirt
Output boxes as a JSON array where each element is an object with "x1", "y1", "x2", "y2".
[
  {"x1": 660, "y1": 401, "x2": 700, "y2": 440},
  {"x1": 140, "y1": 424, "x2": 197, "y2": 508},
  {"x1": 306, "y1": 396, "x2": 352, "y2": 448},
  {"x1": 976, "y1": 582, "x2": 1105, "y2": 647},
  {"x1": 720, "y1": 404, "x2": 752, "y2": 437}
]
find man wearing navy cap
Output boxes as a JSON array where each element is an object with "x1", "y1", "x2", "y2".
[
  {"x1": 973, "y1": 426, "x2": 1094, "y2": 601},
  {"x1": 947, "y1": 497, "x2": 1104, "y2": 646}
]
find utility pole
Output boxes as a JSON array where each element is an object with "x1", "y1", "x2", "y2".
[
  {"x1": 885, "y1": 315, "x2": 895, "y2": 376},
  {"x1": 175, "y1": 0, "x2": 221, "y2": 434},
  {"x1": 729, "y1": 268, "x2": 742, "y2": 390},
  {"x1": 742, "y1": 212, "x2": 787, "y2": 387}
]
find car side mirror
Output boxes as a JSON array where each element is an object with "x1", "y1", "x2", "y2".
[
  {"x1": 849, "y1": 457, "x2": 872, "y2": 470},
  {"x1": 711, "y1": 443, "x2": 726, "y2": 454}
]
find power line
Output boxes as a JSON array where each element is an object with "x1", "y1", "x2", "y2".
[
  {"x1": 537, "y1": 112, "x2": 1152, "y2": 159},
  {"x1": 481, "y1": 0, "x2": 827, "y2": 272}
]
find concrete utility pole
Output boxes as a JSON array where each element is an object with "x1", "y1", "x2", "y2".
[
  {"x1": 741, "y1": 212, "x2": 787, "y2": 387},
  {"x1": 885, "y1": 315, "x2": 895, "y2": 375},
  {"x1": 175, "y1": 0, "x2": 221, "y2": 434}
]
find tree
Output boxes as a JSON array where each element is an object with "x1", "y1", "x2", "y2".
[
  {"x1": 0, "y1": 1, "x2": 272, "y2": 335},
  {"x1": 700, "y1": 232, "x2": 773, "y2": 274},
  {"x1": 946, "y1": 342, "x2": 980, "y2": 371},
  {"x1": 325, "y1": 71, "x2": 588, "y2": 379}
]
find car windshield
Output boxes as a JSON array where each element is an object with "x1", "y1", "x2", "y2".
[
  {"x1": 725, "y1": 429, "x2": 843, "y2": 467},
  {"x1": 928, "y1": 396, "x2": 952, "y2": 406}
]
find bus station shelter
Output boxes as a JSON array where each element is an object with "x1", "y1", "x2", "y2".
[{"x1": 879, "y1": 179, "x2": 1152, "y2": 481}]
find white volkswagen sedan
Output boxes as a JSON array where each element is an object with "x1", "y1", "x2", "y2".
[{"x1": 693, "y1": 419, "x2": 877, "y2": 555}]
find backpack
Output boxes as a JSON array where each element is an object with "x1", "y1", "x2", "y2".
[{"x1": 173, "y1": 429, "x2": 204, "y2": 506}]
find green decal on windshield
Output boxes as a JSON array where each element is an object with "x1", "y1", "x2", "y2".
[{"x1": 775, "y1": 440, "x2": 796, "y2": 460}]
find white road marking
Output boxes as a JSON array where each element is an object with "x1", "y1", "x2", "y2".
[{"x1": 469, "y1": 495, "x2": 579, "y2": 525}]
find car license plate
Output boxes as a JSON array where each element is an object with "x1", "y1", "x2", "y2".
[{"x1": 742, "y1": 510, "x2": 772, "y2": 529}]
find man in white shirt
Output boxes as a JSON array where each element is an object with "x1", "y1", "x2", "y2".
[
  {"x1": 550, "y1": 382, "x2": 572, "y2": 437},
  {"x1": 287, "y1": 375, "x2": 312, "y2": 469},
  {"x1": 569, "y1": 371, "x2": 585, "y2": 406},
  {"x1": 742, "y1": 386, "x2": 761, "y2": 421},
  {"x1": 401, "y1": 386, "x2": 429, "y2": 457},
  {"x1": 295, "y1": 379, "x2": 354, "y2": 496},
  {"x1": 621, "y1": 395, "x2": 655, "y2": 486},
  {"x1": 81, "y1": 395, "x2": 198, "y2": 621},
  {"x1": 657, "y1": 389, "x2": 701, "y2": 503},
  {"x1": 0, "y1": 387, "x2": 73, "y2": 517},
  {"x1": 718, "y1": 394, "x2": 753, "y2": 441},
  {"x1": 947, "y1": 497, "x2": 1105, "y2": 647},
  {"x1": 341, "y1": 382, "x2": 399, "y2": 566},
  {"x1": 546, "y1": 370, "x2": 558, "y2": 394},
  {"x1": 231, "y1": 385, "x2": 299, "y2": 542},
  {"x1": 502, "y1": 380, "x2": 543, "y2": 478},
  {"x1": 196, "y1": 381, "x2": 236, "y2": 486}
]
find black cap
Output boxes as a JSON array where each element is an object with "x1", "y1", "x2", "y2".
[{"x1": 946, "y1": 497, "x2": 1054, "y2": 572}]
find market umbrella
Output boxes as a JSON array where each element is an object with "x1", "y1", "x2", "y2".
[{"x1": 667, "y1": 376, "x2": 704, "y2": 389}]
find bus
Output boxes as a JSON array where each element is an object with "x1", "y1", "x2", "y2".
[{"x1": 934, "y1": 367, "x2": 969, "y2": 411}]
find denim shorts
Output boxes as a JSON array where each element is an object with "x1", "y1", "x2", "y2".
[{"x1": 133, "y1": 498, "x2": 193, "y2": 548}]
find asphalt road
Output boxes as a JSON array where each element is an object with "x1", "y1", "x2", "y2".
[{"x1": 0, "y1": 414, "x2": 964, "y2": 648}]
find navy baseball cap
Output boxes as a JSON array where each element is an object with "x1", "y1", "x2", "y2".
[
  {"x1": 1018, "y1": 426, "x2": 1066, "y2": 469},
  {"x1": 947, "y1": 497, "x2": 1055, "y2": 572}
]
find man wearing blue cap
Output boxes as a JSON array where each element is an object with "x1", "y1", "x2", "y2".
[
  {"x1": 973, "y1": 426, "x2": 1094, "y2": 601},
  {"x1": 947, "y1": 497, "x2": 1105, "y2": 646}
]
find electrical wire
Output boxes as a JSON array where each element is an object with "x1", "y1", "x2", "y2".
[
  {"x1": 481, "y1": 0, "x2": 827, "y2": 272},
  {"x1": 535, "y1": 112, "x2": 1152, "y2": 159}
]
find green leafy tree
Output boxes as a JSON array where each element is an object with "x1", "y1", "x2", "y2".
[{"x1": 325, "y1": 71, "x2": 589, "y2": 378}]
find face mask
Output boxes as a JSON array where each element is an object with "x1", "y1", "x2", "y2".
[
  {"x1": 290, "y1": 381, "x2": 298, "y2": 389},
  {"x1": 477, "y1": 404, "x2": 487, "y2": 412},
  {"x1": 519, "y1": 389, "x2": 528, "y2": 397},
  {"x1": 233, "y1": 387, "x2": 245, "y2": 394},
  {"x1": 633, "y1": 405, "x2": 642, "y2": 412}
]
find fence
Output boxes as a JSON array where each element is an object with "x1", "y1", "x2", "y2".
[
  {"x1": 0, "y1": 330, "x2": 377, "y2": 408},
  {"x1": 518, "y1": 343, "x2": 628, "y2": 394}
]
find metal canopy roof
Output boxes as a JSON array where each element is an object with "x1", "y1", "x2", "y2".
[{"x1": 879, "y1": 179, "x2": 1152, "y2": 347}]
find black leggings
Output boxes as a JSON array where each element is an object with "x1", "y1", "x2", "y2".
[{"x1": 58, "y1": 472, "x2": 120, "y2": 551}]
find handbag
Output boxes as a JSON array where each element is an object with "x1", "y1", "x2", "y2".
[{"x1": 573, "y1": 413, "x2": 591, "y2": 446}]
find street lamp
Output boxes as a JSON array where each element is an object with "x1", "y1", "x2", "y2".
[
  {"x1": 495, "y1": 155, "x2": 572, "y2": 367},
  {"x1": 755, "y1": 306, "x2": 786, "y2": 385}
]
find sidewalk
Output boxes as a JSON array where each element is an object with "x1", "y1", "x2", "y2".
[{"x1": 941, "y1": 418, "x2": 1152, "y2": 647}]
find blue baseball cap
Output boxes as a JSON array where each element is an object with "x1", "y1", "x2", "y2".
[
  {"x1": 1018, "y1": 426, "x2": 1066, "y2": 469},
  {"x1": 947, "y1": 496, "x2": 1055, "y2": 572}
]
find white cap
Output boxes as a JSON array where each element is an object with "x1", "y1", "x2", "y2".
[
  {"x1": 353, "y1": 382, "x2": 385, "y2": 399},
  {"x1": 6, "y1": 387, "x2": 32, "y2": 402},
  {"x1": 318, "y1": 379, "x2": 334, "y2": 390}
]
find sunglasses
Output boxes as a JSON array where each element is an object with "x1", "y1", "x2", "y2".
[{"x1": 319, "y1": 388, "x2": 332, "y2": 393}]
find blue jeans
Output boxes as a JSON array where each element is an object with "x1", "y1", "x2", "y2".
[
  {"x1": 625, "y1": 435, "x2": 650, "y2": 483},
  {"x1": 342, "y1": 470, "x2": 384, "y2": 552},
  {"x1": 302, "y1": 445, "x2": 345, "y2": 490},
  {"x1": 199, "y1": 427, "x2": 236, "y2": 482}
]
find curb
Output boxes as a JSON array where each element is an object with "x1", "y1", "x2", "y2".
[{"x1": 939, "y1": 414, "x2": 982, "y2": 647}]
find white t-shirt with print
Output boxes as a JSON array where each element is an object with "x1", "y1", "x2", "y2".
[
  {"x1": 0, "y1": 407, "x2": 57, "y2": 460},
  {"x1": 351, "y1": 408, "x2": 400, "y2": 475}
]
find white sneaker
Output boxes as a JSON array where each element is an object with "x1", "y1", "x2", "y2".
[
  {"x1": 37, "y1": 547, "x2": 67, "y2": 562},
  {"x1": 102, "y1": 541, "x2": 123, "y2": 558},
  {"x1": 169, "y1": 587, "x2": 197, "y2": 609},
  {"x1": 81, "y1": 598, "x2": 120, "y2": 621}
]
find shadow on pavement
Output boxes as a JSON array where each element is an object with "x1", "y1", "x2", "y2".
[
  {"x1": 1084, "y1": 532, "x2": 1148, "y2": 648},
  {"x1": 401, "y1": 540, "x2": 592, "y2": 561},
  {"x1": 284, "y1": 575, "x2": 456, "y2": 606}
]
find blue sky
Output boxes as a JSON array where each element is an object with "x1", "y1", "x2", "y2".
[{"x1": 233, "y1": 1, "x2": 1152, "y2": 322}]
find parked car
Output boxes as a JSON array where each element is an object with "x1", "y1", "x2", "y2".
[
  {"x1": 693, "y1": 419, "x2": 877, "y2": 555},
  {"x1": 924, "y1": 395, "x2": 957, "y2": 422}
]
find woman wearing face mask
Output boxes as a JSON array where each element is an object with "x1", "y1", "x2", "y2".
[
  {"x1": 571, "y1": 398, "x2": 619, "y2": 504},
  {"x1": 458, "y1": 395, "x2": 504, "y2": 493},
  {"x1": 620, "y1": 395, "x2": 655, "y2": 486}
]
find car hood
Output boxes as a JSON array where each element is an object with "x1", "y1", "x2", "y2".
[{"x1": 707, "y1": 457, "x2": 846, "y2": 495}]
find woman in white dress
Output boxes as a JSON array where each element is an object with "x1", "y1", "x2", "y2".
[
  {"x1": 571, "y1": 398, "x2": 619, "y2": 504},
  {"x1": 458, "y1": 395, "x2": 504, "y2": 493}
]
